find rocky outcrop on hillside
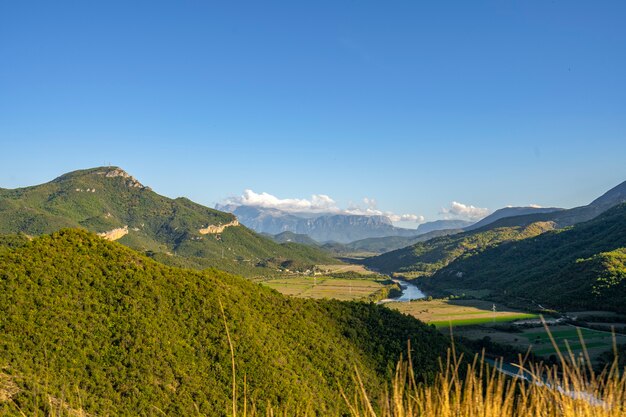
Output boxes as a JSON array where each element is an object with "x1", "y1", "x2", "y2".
[
  {"x1": 98, "y1": 226, "x2": 129, "y2": 241},
  {"x1": 101, "y1": 168, "x2": 150, "y2": 190},
  {"x1": 199, "y1": 220, "x2": 239, "y2": 234}
]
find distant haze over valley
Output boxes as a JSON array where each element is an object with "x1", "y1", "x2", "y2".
[
  {"x1": 216, "y1": 194, "x2": 483, "y2": 243},
  {"x1": 216, "y1": 204, "x2": 428, "y2": 243},
  {"x1": 216, "y1": 190, "x2": 566, "y2": 244}
]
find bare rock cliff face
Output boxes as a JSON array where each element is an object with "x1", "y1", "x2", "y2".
[
  {"x1": 199, "y1": 220, "x2": 240, "y2": 235},
  {"x1": 221, "y1": 205, "x2": 421, "y2": 243},
  {"x1": 98, "y1": 226, "x2": 129, "y2": 241},
  {"x1": 101, "y1": 168, "x2": 150, "y2": 190}
]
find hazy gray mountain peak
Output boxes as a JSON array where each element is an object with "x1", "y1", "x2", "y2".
[
  {"x1": 218, "y1": 204, "x2": 419, "y2": 243},
  {"x1": 416, "y1": 219, "x2": 475, "y2": 234},
  {"x1": 220, "y1": 178, "x2": 626, "y2": 245},
  {"x1": 458, "y1": 179, "x2": 626, "y2": 232},
  {"x1": 589, "y1": 180, "x2": 626, "y2": 209}
]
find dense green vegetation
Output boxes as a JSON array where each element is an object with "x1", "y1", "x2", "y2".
[
  {"x1": 364, "y1": 221, "x2": 555, "y2": 277},
  {"x1": 585, "y1": 248, "x2": 626, "y2": 300},
  {"x1": 427, "y1": 204, "x2": 626, "y2": 312},
  {"x1": 0, "y1": 233, "x2": 29, "y2": 256},
  {"x1": 0, "y1": 167, "x2": 336, "y2": 277},
  {"x1": 264, "y1": 229, "x2": 464, "y2": 257},
  {"x1": 0, "y1": 229, "x2": 451, "y2": 415}
]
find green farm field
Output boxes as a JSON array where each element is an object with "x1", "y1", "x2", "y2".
[
  {"x1": 262, "y1": 276, "x2": 388, "y2": 301},
  {"x1": 316, "y1": 263, "x2": 374, "y2": 275},
  {"x1": 388, "y1": 298, "x2": 537, "y2": 328},
  {"x1": 391, "y1": 298, "x2": 626, "y2": 363},
  {"x1": 456, "y1": 324, "x2": 626, "y2": 362}
]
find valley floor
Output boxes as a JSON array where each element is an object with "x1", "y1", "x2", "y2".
[
  {"x1": 262, "y1": 276, "x2": 388, "y2": 301},
  {"x1": 388, "y1": 298, "x2": 537, "y2": 328},
  {"x1": 259, "y1": 259, "x2": 626, "y2": 367}
]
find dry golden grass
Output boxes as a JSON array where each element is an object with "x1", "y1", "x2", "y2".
[
  {"x1": 11, "y1": 319, "x2": 626, "y2": 416},
  {"x1": 344, "y1": 323, "x2": 626, "y2": 417},
  {"x1": 219, "y1": 318, "x2": 626, "y2": 417},
  {"x1": 316, "y1": 264, "x2": 373, "y2": 275},
  {"x1": 263, "y1": 276, "x2": 386, "y2": 300},
  {"x1": 389, "y1": 298, "x2": 537, "y2": 327}
]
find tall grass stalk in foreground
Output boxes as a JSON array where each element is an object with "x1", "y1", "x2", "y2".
[
  {"x1": 7, "y1": 316, "x2": 626, "y2": 416},
  {"x1": 344, "y1": 321, "x2": 626, "y2": 417},
  {"x1": 216, "y1": 311, "x2": 626, "y2": 417}
]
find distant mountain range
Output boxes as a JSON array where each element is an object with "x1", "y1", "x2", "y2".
[
  {"x1": 220, "y1": 203, "x2": 568, "y2": 250},
  {"x1": 467, "y1": 180, "x2": 626, "y2": 231},
  {"x1": 217, "y1": 205, "x2": 481, "y2": 244},
  {"x1": 417, "y1": 219, "x2": 474, "y2": 234},
  {"x1": 216, "y1": 205, "x2": 426, "y2": 243},
  {"x1": 0, "y1": 167, "x2": 335, "y2": 276}
]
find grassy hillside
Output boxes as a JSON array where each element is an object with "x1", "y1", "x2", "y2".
[
  {"x1": 364, "y1": 221, "x2": 555, "y2": 277},
  {"x1": 427, "y1": 204, "x2": 626, "y2": 312},
  {"x1": 0, "y1": 229, "x2": 451, "y2": 415},
  {"x1": 0, "y1": 167, "x2": 336, "y2": 276}
]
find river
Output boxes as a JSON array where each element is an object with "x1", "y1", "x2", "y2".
[
  {"x1": 383, "y1": 279, "x2": 426, "y2": 302},
  {"x1": 381, "y1": 279, "x2": 602, "y2": 406}
]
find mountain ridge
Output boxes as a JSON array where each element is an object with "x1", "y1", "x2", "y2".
[
  {"x1": 0, "y1": 167, "x2": 336, "y2": 276},
  {"x1": 464, "y1": 206, "x2": 563, "y2": 231},
  {"x1": 469, "y1": 180, "x2": 626, "y2": 232},
  {"x1": 364, "y1": 221, "x2": 556, "y2": 276},
  {"x1": 417, "y1": 219, "x2": 474, "y2": 234},
  {"x1": 363, "y1": 180, "x2": 626, "y2": 276},
  {"x1": 221, "y1": 205, "x2": 423, "y2": 243},
  {"x1": 428, "y1": 203, "x2": 626, "y2": 312}
]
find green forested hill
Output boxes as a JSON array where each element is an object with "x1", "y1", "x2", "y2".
[
  {"x1": 363, "y1": 221, "x2": 555, "y2": 277},
  {"x1": 0, "y1": 229, "x2": 450, "y2": 415},
  {"x1": 0, "y1": 167, "x2": 336, "y2": 276},
  {"x1": 427, "y1": 204, "x2": 626, "y2": 312}
]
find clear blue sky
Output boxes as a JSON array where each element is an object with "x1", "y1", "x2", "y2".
[{"x1": 1, "y1": 1, "x2": 625, "y2": 224}]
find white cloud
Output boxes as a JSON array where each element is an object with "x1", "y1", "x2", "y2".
[
  {"x1": 389, "y1": 213, "x2": 426, "y2": 223},
  {"x1": 440, "y1": 201, "x2": 490, "y2": 221},
  {"x1": 222, "y1": 191, "x2": 425, "y2": 224},
  {"x1": 506, "y1": 204, "x2": 543, "y2": 208},
  {"x1": 223, "y1": 189, "x2": 339, "y2": 213},
  {"x1": 345, "y1": 198, "x2": 425, "y2": 223}
]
